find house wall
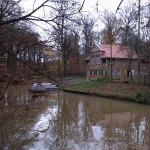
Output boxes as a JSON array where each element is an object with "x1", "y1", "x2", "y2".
[{"x1": 86, "y1": 58, "x2": 146, "y2": 79}]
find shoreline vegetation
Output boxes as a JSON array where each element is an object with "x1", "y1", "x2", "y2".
[{"x1": 62, "y1": 78, "x2": 150, "y2": 105}]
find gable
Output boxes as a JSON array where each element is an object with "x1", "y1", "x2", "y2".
[{"x1": 91, "y1": 43, "x2": 104, "y2": 53}]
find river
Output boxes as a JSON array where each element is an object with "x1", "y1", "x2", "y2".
[{"x1": 0, "y1": 85, "x2": 150, "y2": 150}]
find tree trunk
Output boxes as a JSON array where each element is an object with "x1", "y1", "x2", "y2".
[
  {"x1": 63, "y1": 60, "x2": 67, "y2": 76},
  {"x1": 110, "y1": 44, "x2": 113, "y2": 81}
]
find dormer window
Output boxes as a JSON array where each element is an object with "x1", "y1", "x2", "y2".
[
  {"x1": 90, "y1": 55, "x2": 95, "y2": 65},
  {"x1": 95, "y1": 54, "x2": 100, "y2": 64}
]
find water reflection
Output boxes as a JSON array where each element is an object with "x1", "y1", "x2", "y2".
[{"x1": 0, "y1": 85, "x2": 150, "y2": 150}]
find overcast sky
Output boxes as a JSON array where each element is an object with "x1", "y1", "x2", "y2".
[
  {"x1": 21, "y1": 0, "x2": 149, "y2": 19},
  {"x1": 21, "y1": 0, "x2": 127, "y2": 13},
  {"x1": 83, "y1": 0, "x2": 149, "y2": 13},
  {"x1": 20, "y1": 0, "x2": 149, "y2": 34},
  {"x1": 84, "y1": 0, "x2": 123, "y2": 12}
]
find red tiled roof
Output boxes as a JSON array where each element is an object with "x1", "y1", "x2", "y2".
[
  {"x1": 99, "y1": 44, "x2": 138, "y2": 59},
  {"x1": 84, "y1": 44, "x2": 138, "y2": 61}
]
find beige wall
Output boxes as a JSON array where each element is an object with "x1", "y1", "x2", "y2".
[{"x1": 86, "y1": 58, "x2": 147, "y2": 79}]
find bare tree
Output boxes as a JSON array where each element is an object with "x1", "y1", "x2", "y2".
[
  {"x1": 118, "y1": 3, "x2": 138, "y2": 45},
  {"x1": 81, "y1": 15, "x2": 95, "y2": 57},
  {"x1": 49, "y1": 0, "x2": 83, "y2": 76},
  {"x1": 101, "y1": 11, "x2": 120, "y2": 81},
  {"x1": 118, "y1": 4, "x2": 140, "y2": 85},
  {"x1": 0, "y1": 0, "x2": 86, "y2": 78},
  {"x1": 118, "y1": 2, "x2": 150, "y2": 84},
  {"x1": 0, "y1": 0, "x2": 56, "y2": 26},
  {"x1": 0, "y1": 1, "x2": 86, "y2": 148}
]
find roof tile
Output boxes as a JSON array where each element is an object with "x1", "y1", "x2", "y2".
[{"x1": 99, "y1": 44, "x2": 138, "y2": 59}]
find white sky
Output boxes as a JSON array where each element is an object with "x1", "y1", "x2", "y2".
[
  {"x1": 20, "y1": 0, "x2": 149, "y2": 34},
  {"x1": 83, "y1": 0, "x2": 123, "y2": 13},
  {"x1": 20, "y1": 0, "x2": 149, "y2": 19},
  {"x1": 21, "y1": 0, "x2": 121, "y2": 13},
  {"x1": 83, "y1": 0, "x2": 149, "y2": 13},
  {"x1": 20, "y1": 0, "x2": 131, "y2": 14},
  {"x1": 20, "y1": 0, "x2": 128, "y2": 25}
]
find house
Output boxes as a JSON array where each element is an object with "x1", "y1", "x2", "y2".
[{"x1": 85, "y1": 43, "x2": 147, "y2": 80}]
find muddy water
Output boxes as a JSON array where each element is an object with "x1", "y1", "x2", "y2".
[{"x1": 0, "y1": 85, "x2": 150, "y2": 150}]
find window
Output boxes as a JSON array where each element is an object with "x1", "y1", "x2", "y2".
[
  {"x1": 90, "y1": 55, "x2": 95, "y2": 65},
  {"x1": 96, "y1": 70, "x2": 99, "y2": 75},
  {"x1": 96, "y1": 54, "x2": 100, "y2": 64},
  {"x1": 102, "y1": 59, "x2": 106, "y2": 64},
  {"x1": 99, "y1": 70, "x2": 101, "y2": 75},
  {"x1": 90, "y1": 59, "x2": 94, "y2": 65},
  {"x1": 107, "y1": 59, "x2": 115, "y2": 65},
  {"x1": 112, "y1": 70, "x2": 115, "y2": 76},
  {"x1": 103, "y1": 69, "x2": 107, "y2": 75},
  {"x1": 117, "y1": 70, "x2": 122, "y2": 76},
  {"x1": 91, "y1": 70, "x2": 96, "y2": 75},
  {"x1": 95, "y1": 69, "x2": 107, "y2": 75},
  {"x1": 91, "y1": 70, "x2": 94, "y2": 75}
]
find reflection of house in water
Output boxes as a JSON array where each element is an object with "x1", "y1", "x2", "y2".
[
  {"x1": 99, "y1": 112, "x2": 136, "y2": 126},
  {"x1": 85, "y1": 99, "x2": 137, "y2": 126}
]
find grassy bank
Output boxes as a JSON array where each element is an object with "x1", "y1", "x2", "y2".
[{"x1": 63, "y1": 79, "x2": 150, "y2": 105}]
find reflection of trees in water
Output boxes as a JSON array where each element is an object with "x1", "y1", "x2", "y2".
[
  {"x1": 86, "y1": 98, "x2": 150, "y2": 150},
  {"x1": 48, "y1": 92, "x2": 150, "y2": 149},
  {"x1": 49, "y1": 92, "x2": 93, "y2": 149},
  {"x1": 0, "y1": 85, "x2": 54, "y2": 150},
  {"x1": 103, "y1": 115, "x2": 150, "y2": 149},
  {"x1": 1, "y1": 88, "x2": 150, "y2": 150}
]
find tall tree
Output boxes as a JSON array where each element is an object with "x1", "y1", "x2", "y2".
[
  {"x1": 81, "y1": 15, "x2": 95, "y2": 57},
  {"x1": 117, "y1": 4, "x2": 140, "y2": 85},
  {"x1": 50, "y1": 0, "x2": 82, "y2": 76},
  {"x1": 101, "y1": 11, "x2": 120, "y2": 81},
  {"x1": 118, "y1": 3, "x2": 137, "y2": 45},
  {"x1": 118, "y1": 2, "x2": 150, "y2": 78}
]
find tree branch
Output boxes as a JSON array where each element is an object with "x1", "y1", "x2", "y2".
[
  {"x1": 0, "y1": 0, "x2": 50, "y2": 25},
  {"x1": 116, "y1": 0, "x2": 124, "y2": 13}
]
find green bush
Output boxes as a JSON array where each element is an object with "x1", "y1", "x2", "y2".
[{"x1": 136, "y1": 91, "x2": 150, "y2": 104}]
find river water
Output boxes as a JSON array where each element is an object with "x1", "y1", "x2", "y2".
[{"x1": 0, "y1": 85, "x2": 150, "y2": 150}]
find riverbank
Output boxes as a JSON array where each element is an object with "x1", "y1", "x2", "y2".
[{"x1": 63, "y1": 79, "x2": 150, "y2": 105}]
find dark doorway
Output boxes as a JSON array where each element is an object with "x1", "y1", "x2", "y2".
[{"x1": 127, "y1": 70, "x2": 130, "y2": 78}]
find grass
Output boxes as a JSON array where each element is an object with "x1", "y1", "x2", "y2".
[{"x1": 63, "y1": 79, "x2": 150, "y2": 104}]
